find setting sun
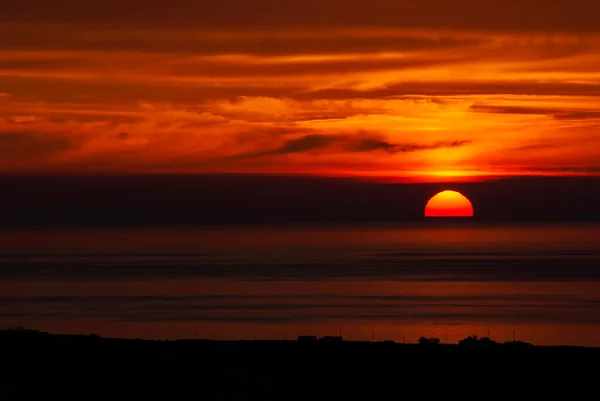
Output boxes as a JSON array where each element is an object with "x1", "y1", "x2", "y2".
[{"x1": 425, "y1": 190, "x2": 474, "y2": 217}]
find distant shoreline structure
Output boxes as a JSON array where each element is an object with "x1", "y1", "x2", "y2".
[{"x1": 3, "y1": 327, "x2": 598, "y2": 350}]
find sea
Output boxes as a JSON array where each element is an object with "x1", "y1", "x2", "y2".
[{"x1": 1, "y1": 222, "x2": 600, "y2": 346}]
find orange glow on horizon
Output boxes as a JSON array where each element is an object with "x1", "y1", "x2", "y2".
[{"x1": 425, "y1": 190, "x2": 474, "y2": 217}]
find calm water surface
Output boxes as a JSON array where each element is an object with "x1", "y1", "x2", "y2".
[{"x1": 1, "y1": 223, "x2": 600, "y2": 346}]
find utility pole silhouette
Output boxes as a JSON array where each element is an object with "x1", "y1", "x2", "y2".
[
  {"x1": 195, "y1": 329, "x2": 198, "y2": 340},
  {"x1": 513, "y1": 330, "x2": 516, "y2": 343},
  {"x1": 445, "y1": 332, "x2": 448, "y2": 344},
  {"x1": 371, "y1": 330, "x2": 375, "y2": 342}
]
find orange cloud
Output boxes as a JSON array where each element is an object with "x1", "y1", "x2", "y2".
[{"x1": 0, "y1": 2, "x2": 599, "y2": 180}]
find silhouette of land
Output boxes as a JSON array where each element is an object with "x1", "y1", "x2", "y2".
[{"x1": 1, "y1": 328, "x2": 598, "y2": 399}]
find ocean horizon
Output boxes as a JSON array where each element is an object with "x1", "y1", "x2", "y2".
[{"x1": 2, "y1": 222, "x2": 600, "y2": 346}]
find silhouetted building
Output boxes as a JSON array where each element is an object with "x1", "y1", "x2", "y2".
[{"x1": 297, "y1": 335, "x2": 317, "y2": 342}]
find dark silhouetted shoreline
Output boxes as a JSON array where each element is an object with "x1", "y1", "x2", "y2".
[{"x1": 1, "y1": 328, "x2": 598, "y2": 400}]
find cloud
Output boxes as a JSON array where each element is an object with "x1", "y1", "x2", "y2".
[
  {"x1": 298, "y1": 81, "x2": 600, "y2": 100},
  {"x1": 6, "y1": 116, "x2": 42, "y2": 124},
  {"x1": 3, "y1": 292, "x2": 600, "y2": 325},
  {"x1": 508, "y1": 143, "x2": 558, "y2": 152},
  {"x1": 1, "y1": 1, "x2": 599, "y2": 33},
  {"x1": 229, "y1": 135, "x2": 340, "y2": 159},
  {"x1": 269, "y1": 135, "x2": 337, "y2": 154},
  {"x1": 0, "y1": 57, "x2": 85, "y2": 72},
  {"x1": 168, "y1": 56, "x2": 466, "y2": 78},
  {"x1": 354, "y1": 138, "x2": 472, "y2": 153},
  {"x1": 228, "y1": 134, "x2": 472, "y2": 160},
  {"x1": 0, "y1": 2, "x2": 599, "y2": 177},
  {"x1": 0, "y1": 50, "x2": 466, "y2": 79},
  {"x1": 469, "y1": 105, "x2": 561, "y2": 115},
  {"x1": 554, "y1": 111, "x2": 600, "y2": 120},
  {"x1": 0, "y1": 132, "x2": 77, "y2": 158},
  {"x1": 529, "y1": 166, "x2": 600, "y2": 173},
  {"x1": 0, "y1": 77, "x2": 302, "y2": 104},
  {"x1": 0, "y1": 293, "x2": 578, "y2": 304},
  {"x1": 470, "y1": 105, "x2": 600, "y2": 121},
  {"x1": 0, "y1": 26, "x2": 480, "y2": 55}
]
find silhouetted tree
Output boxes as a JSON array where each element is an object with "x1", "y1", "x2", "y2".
[
  {"x1": 418, "y1": 337, "x2": 440, "y2": 345},
  {"x1": 458, "y1": 335, "x2": 498, "y2": 347}
]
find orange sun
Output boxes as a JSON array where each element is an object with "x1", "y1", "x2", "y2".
[{"x1": 425, "y1": 190, "x2": 474, "y2": 217}]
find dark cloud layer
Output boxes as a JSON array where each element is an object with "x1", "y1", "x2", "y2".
[
  {"x1": 232, "y1": 135, "x2": 339, "y2": 159},
  {"x1": 231, "y1": 135, "x2": 473, "y2": 159},
  {"x1": 470, "y1": 105, "x2": 564, "y2": 115},
  {"x1": 0, "y1": 293, "x2": 579, "y2": 303},
  {"x1": 2, "y1": 78, "x2": 599, "y2": 108},
  {"x1": 1, "y1": 175, "x2": 600, "y2": 227},
  {"x1": 355, "y1": 139, "x2": 472, "y2": 153},
  {"x1": 0, "y1": 27, "x2": 480, "y2": 55},
  {"x1": 0, "y1": 53, "x2": 468, "y2": 78},
  {"x1": 0, "y1": 132, "x2": 76, "y2": 158},
  {"x1": 300, "y1": 82, "x2": 600, "y2": 99},
  {"x1": 470, "y1": 105, "x2": 600, "y2": 120},
  {"x1": 1, "y1": 1, "x2": 599, "y2": 33},
  {"x1": 2, "y1": 291, "x2": 600, "y2": 325}
]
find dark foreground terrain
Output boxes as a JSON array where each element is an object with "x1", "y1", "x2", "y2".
[{"x1": 1, "y1": 329, "x2": 599, "y2": 400}]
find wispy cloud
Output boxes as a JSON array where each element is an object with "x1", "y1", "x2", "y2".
[
  {"x1": 354, "y1": 138, "x2": 472, "y2": 153},
  {"x1": 229, "y1": 135, "x2": 340, "y2": 159},
  {"x1": 226, "y1": 134, "x2": 473, "y2": 160},
  {"x1": 470, "y1": 104, "x2": 600, "y2": 121},
  {"x1": 0, "y1": 1, "x2": 599, "y2": 177}
]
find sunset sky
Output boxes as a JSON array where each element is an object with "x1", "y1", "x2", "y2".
[
  {"x1": 1, "y1": 1, "x2": 600, "y2": 180},
  {"x1": 4, "y1": 1, "x2": 600, "y2": 349}
]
